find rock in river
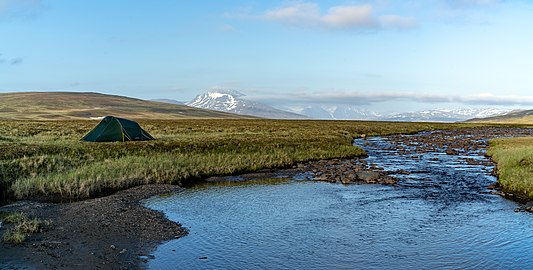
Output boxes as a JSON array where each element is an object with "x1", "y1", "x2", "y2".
[{"x1": 356, "y1": 171, "x2": 381, "y2": 183}]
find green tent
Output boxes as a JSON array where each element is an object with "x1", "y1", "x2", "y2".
[{"x1": 82, "y1": 116, "x2": 155, "y2": 142}]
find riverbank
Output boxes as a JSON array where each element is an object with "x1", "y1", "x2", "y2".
[
  {"x1": 488, "y1": 137, "x2": 533, "y2": 202},
  {"x1": 0, "y1": 154, "x2": 402, "y2": 269},
  {"x1": 0, "y1": 184, "x2": 186, "y2": 269}
]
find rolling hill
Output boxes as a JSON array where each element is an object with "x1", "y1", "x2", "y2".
[
  {"x1": 466, "y1": 109, "x2": 533, "y2": 124},
  {"x1": 0, "y1": 92, "x2": 250, "y2": 120}
]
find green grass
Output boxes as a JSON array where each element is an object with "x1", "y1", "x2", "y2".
[
  {"x1": 0, "y1": 119, "x2": 505, "y2": 200},
  {"x1": 488, "y1": 137, "x2": 533, "y2": 199},
  {"x1": 1, "y1": 212, "x2": 44, "y2": 244}
]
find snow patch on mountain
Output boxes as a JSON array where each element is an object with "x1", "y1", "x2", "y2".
[
  {"x1": 386, "y1": 108, "x2": 514, "y2": 122},
  {"x1": 186, "y1": 90, "x2": 306, "y2": 119},
  {"x1": 289, "y1": 106, "x2": 513, "y2": 122},
  {"x1": 184, "y1": 90, "x2": 515, "y2": 121}
]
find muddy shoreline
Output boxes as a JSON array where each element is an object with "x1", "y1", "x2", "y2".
[
  {"x1": 0, "y1": 158, "x2": 393, "y2": 269},
  {"x1": 0, "y1": 185, "x2": 187, "y2": 269},
  {"x1": 1, "y1": 127, "x2": 532, "y2": 269}
]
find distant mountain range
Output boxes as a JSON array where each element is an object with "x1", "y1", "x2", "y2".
[
  {"x1": 289, "y1": 106, "x2": 381, "y2": 120},
  {"x1": 1, "y1": 91, "x2": 523, "y2": 122},
  {"x1": 185, "y1": 90, "x2": 307, "y2": 119},
  {"x1": 150, "y1": 99, "x2": 184, "y2": 105},
  {"x1": 290, "y1": 106, "x2": 513, "y2": 122},
  {"x1": 384, "y1": 108, "x2": 515, "y2": 122},
  {"x1": 180, "y1": 90, "x2": 516, "y2": 122}
]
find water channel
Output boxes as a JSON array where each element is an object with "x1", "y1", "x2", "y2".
[{"x1": 145, "y1": 131, "x2": 532, "y2": 269}]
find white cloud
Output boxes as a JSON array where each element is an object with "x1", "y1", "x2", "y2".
[
  {"x1": 462, "y1": 93, "x2": 533, "y2": 105},
  {"x1": 261, "y1": 2, "x2": 416, "y2": 30},
  {"x1": 264, "y1": 2, "x2": 321, "y2": 27},
  {"x1": 322, "y1": 5, "x2": 377, "y2": 29}
]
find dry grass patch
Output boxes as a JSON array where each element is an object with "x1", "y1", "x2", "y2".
[{"x1": 1, "y1": 212, "x2": 46, "y2": 245}]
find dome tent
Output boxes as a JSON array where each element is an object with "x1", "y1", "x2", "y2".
[{"x1": 82, "y1": 116, "x2": 155, "y2": 142}]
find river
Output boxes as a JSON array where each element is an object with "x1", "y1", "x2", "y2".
[{"x1": 145, "y1": 129, "x2": 532, "y2": 269}]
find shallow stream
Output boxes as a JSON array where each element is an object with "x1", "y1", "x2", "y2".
[{"x1": 145, "y1": 132, "x2": 532, "y2": 269}]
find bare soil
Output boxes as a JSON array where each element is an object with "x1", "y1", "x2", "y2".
[{"x1": 0, "y1": 184, "x2": 187, "y2": 269}]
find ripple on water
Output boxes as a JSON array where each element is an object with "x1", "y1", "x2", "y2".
[{"x1": 145, "y1": 130, "x2": 532, "y2": 270}]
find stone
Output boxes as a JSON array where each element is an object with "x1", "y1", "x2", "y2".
[
  {"x1": 340, "y1": 177, "x2": 351, "y2": 184},
  {"x1": 446, "y1": 149, "x2": 459, "y2": 155},
  {"x1": 381, "y1": 176, "x2": 398, "y2": 185},
  {"x1": 487, "y1": 183, "x2": 497, "y2": 190},
  {"x1": 356, "y1": 171, "x2": 381, "y2": 182}
]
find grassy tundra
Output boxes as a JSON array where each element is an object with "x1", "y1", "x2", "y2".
[
  {"x1": 0, "y1": 119, "x2": 474, "y2": 200},
  {"x1": 488, "y1": 137, "x2": 533, "y2": 199}
]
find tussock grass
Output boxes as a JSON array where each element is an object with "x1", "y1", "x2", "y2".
[
  {"x1": 3, "y1": 229, "x2": 26, "y2": 245},
  {"x1": 1, "y1": 212, "x2": 26, "y2": 224},
  {"x1": 0, "y1": 119, "x2": 492, "y2": 200},
  {"x1": 488, "y1": 137, "x2": 533, "y2": 199},
  {"x1": 1, "y1": 212, "x2": 45, "y2": 244}
]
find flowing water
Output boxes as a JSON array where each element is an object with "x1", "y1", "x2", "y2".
[{"x1": 145, "y1": 132, "x2": 532, "y2": 269}]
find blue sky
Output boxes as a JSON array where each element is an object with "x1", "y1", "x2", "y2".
[{"x1": 1, "y1": 0, "x2": 533, "y2": 113}]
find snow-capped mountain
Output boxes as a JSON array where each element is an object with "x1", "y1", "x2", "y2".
[
  {"x1": 186, "y1": 90, "x2": 307, "y2": 119},
  {"x1": 290, "y1": 106, "x2": 513, "y2": 122},
  {"x1": 385, "y1": 108, "x2": 514, "y2": 122},
  {"x1": 289, "y1": 105, "x2": 382, "y2": 120},
  {"x1": 183, "y1": 90, "x2": 515, "y2": 121}
]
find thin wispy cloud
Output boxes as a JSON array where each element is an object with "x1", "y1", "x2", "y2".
[
  {"x1": 225, "y1": 1, "x2": 505, "y2": 31},
  {"x1": 10, "y1": 57, "x2": 23, "y2": 65},
  {"x1": 0, "y1": 0, "x2": 42, "y2": 19},
  {"x1": 258, "y1": 2, "x2": 416, "y2": 30},
  {"x1": 217, "y1": 24, "x2": 238, "y2": 33},
  {"x1": 247, "y1": 91, "x2": 533, "y2": 107},
  {"x1": 0, "y1": 53, "x2": 23, "y2": 65},
  {"x1": 444, "y1": 0, "x2": 502, "y2": 9},
  {"x1": 0, "y1": 0, "x2": 41, "y2": 14}
]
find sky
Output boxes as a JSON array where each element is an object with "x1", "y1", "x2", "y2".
[{"x1": 1, "y1": 0, "x2": 533, "y2": 113}]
